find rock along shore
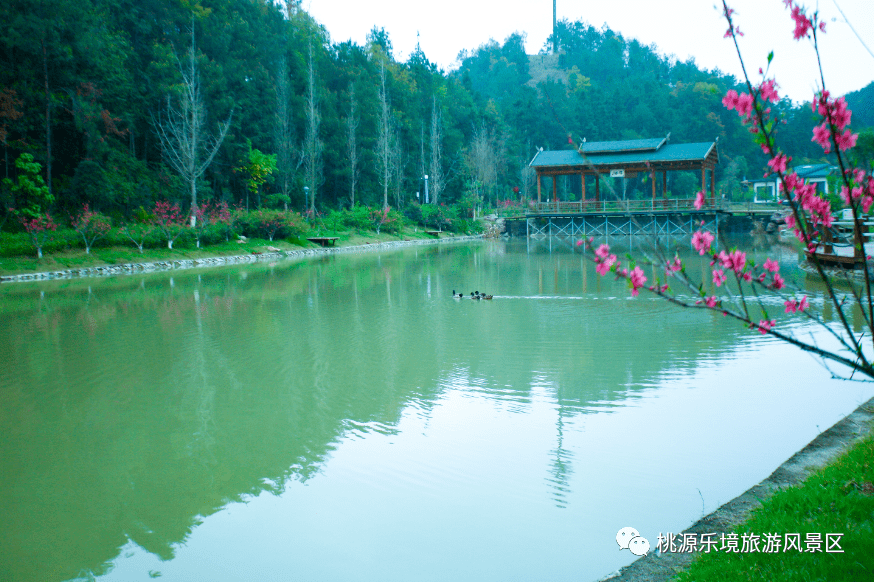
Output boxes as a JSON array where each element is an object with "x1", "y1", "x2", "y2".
[{"x1": 0, "y1": 235, "x2": 484, "y2": 284}]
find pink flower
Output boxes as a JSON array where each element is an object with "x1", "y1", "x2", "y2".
[
  {"x1": 665, "y1": 256, "x2": 682, "y2": 275},
  {"x1": 735, "y1": 93, "x2": 754, "y2": 118},
  {"x1": 722, "y1": 90, "x2": 739, "y2": 110},
  {"x1": 759, "y1": 79, "x2": 780, "y2": 103},
  {"x1": 835, "y1": 129, "x2": 858, "y2": 152},
  {"x1": 705, "y1": 296, "x2": 718, "y2": 308},
  {"x1": 798, "y1": 296, "x2": 809, "y2": 311},
  {"x1": 728, "y1": 250, "x2": 747, "y2": 274},
  {"x1": 784, "y1": 299, "x2": 798, "y2": 313},
  {"x1": 812, "y1": 123, "x2": 831, "y2": 152},
  {"x1": 595, "y1": 244, "x2": 611, "y2": 260},
  {"x1": 713, "y1": 269, "x2": 727, "y2": 287},
  {"x1": 767, "y1": 153, "x2": 790, "y2": 174},
  {"x1": 576, "y1": 238, "x2": 584, "y2": 247},
  {"x1": 771, "y1": 273, "x2": 786, "y2": 290},
  {"x1": 757, "y1": 319, "x2": 776, "y2": 334},
  {"x1": 694, "y1": 190, "x2": 706, "y2": 210},
  {"x1": 864, "y1": 196, "x2": 874, "y2": 214},
  {"x1": 790, "y1": 5, "x2": 813, "y2": 39},
  {"x1": 629, "y1": 266, "x2": 647, "y2": 297},
  {"x1": 763, "y1": 258, "x2": 780, "y2": 273},
  {"x1": 743, "y1": 272, "x2": 752, "y2": 282},
  {"x1": 692, "y1": 230, "x2": 715, "y2": 255},
  {"x1": 595, "y1": 251, "x2": 617, "y2": 276}
]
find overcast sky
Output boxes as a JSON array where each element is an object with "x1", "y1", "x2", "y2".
[{"x1": 304, "y1": 0, "x2": 874, "y2": 104}]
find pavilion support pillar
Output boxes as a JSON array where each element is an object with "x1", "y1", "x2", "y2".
[
  {"x1": 581, "y1": 173, "x2": 586, "y2": 201},
  {"x1": 710, "y1": 166, "x2": 715, "y2": 203},
  {"x1": 537, "y1": 173, "x2": 542, "y2": 204},
  {"x1": 701, "y1": 166, "x2": 706, "y2": 195},
  {"x1": 596, "y1": 174, "x2": 600, "y2": 202},
  {"x1": 552, "y1": 176, "x2": 557, "y2": 209},
  {"x1": 651, "y1": 169, "x2": 656, "y2": 200},
  {"x1": 662, "y1": 171, "x2": 667, "y2": 197}
]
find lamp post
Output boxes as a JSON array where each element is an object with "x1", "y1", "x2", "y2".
[
  {"x1": 424, "y1": 174, "x2": 429, "y2": 204},
  {"x1": 304, "y1": 186, "x2": 309, "y2": 215}
]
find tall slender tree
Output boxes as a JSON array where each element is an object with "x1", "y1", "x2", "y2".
[
  {"x1": 303, "y1": 44, "x2": 323, "y2": 215},
  {"x1": 429, "y1": 97, "x2": 444, "y2": 205},
  {"x1": 346, "y1": 82, "x2": 360, "y2": 207},
  {"x1": 274, "y1": 55, "x2": 299, "y2": 211},
  {"x1": 376, "y1": 60, "x2": 393, "y2": 210},
  {"x1": 152, "y1": 29, "x2": 232, "y2": 226}
]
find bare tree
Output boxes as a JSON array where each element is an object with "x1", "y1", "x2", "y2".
[
  {"x1": 429, "y1": 97, "x2": 444, "y2": 205},
  {"x1": 274, "y1": 55, "x2": 302, "y2": 211},
  {"x1": 391, "y1": 123, "x2": 404, "y2": 209},
  {"x1": 467, "y1": 123, "x2": 497, "y2": 210},
  {"x1": 152, "y1": 29, "x2": 232, "y2": 226},
  {"x1": 303, "y1": 44, "x2": 323, "y2": 215},
  {"x1": 376, "y1": 60, "x2": 393, "y2": 210},
  {"x1": 346, "y1": 82, "x2": 360, "y2": 207}
]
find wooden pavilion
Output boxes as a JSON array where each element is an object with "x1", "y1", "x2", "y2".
[{"x1": 527, "y1": 137, "x2": 719, "y2": 212}]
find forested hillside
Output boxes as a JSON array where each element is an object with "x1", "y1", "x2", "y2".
[{"x1": 0, "y1": 0, "x2": 866, "y2": 227}]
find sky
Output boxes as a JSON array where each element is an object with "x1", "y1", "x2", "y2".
[{"x1": 303, "y1": 0, "x2": 874, "y2": 104}]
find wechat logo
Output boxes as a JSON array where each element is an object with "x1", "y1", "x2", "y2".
[{"x1": 616, "y1": 526, "x2": 650, "y2": 557}]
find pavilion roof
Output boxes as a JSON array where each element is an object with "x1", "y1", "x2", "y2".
[{"x1": 529, "y1": 140, "x2": 718, "y2": 170}]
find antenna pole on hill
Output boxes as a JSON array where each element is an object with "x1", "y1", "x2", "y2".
[{"x1": 553, "y1": 0, "x2": 557, "y2": 53}]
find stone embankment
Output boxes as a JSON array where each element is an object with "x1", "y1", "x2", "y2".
[{"x1": 0, "y1": 235, "x2": 484, "y2": 283}]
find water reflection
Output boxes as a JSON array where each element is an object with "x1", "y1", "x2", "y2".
[{"x1": 0, "y1": 239, "x2": 871, "y2": 582}]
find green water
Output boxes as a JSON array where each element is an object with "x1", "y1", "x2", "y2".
[{"x1": 1, "y1": 239, "x2": 872, "y2": 581}]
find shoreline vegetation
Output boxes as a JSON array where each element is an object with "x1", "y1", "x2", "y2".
[
  {"x1": 0, "y1": 204, "x2": 504, "y2": 281},
  {"x1": 607, "y1": 395, "x2": 874, "y2": 582}
]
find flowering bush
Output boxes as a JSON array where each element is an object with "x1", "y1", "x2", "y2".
[
  {"x1": 152, "y1": 201, "x2": 186, "y2": 249},
  {"x1": 19, "y1": 213, "x2": 56, "y2": 258},
  {"x1": 579, "y1": 1, "x2": 874, "y2": 379},
  {"x1": 71, "y1": 204, "x2": 111, "y2": 253}
]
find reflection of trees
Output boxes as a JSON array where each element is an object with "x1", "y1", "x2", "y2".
[
  {"x1": 546, "y1": 400, "x2": 574, "y2": 509},
  {"x1": 0, "y1": 242, "x2": 767, "y2": 581}
]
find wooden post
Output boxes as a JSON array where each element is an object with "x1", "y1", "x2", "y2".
[
  {"x1": 701, "y1": 166, "x2": 706, "y2": 194},
  {"x1": 581, "y1": 173, "x2": 586, "y2": 202},
  {"x1": 552, "y1": 175, "x2": 557, "y2": 210},
  {"x1": 535, "y1": 173, "x2": 541, "y2": 204},
  {"x1": 662, "y1": 170, "x2": 667, "y2": 197},
  {"x1": 596, "y1": 174, "x2": 600, "y2": 203},
  {"x1": 710, "y1": 166, "x2": 715, "y2": 204},
  {"x1": 651, "y1": 169, "x2": 656, "y2": 200}
]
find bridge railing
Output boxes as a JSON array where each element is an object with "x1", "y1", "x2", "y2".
[{"x1": 528, "y1": 198, "x2": 719, "y2": 214}]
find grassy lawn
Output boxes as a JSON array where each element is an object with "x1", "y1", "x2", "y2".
[
  {"x1": 0, "y1": 226, "x2": 455, "y2": 276},
  {"x1": 673, "y1": 431, "x2": 874, "y2": 581}
]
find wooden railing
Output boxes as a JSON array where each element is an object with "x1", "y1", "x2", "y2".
[{"x1": 528, "y1": 198, "x2": 719, "y2": 214}]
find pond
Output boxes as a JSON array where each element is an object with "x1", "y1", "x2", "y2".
[{"x1": 1, "y1": 237, "x2": 872, "y2": 582}]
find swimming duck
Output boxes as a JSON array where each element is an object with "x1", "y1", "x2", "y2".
[
  {"x1": 483, "y1": 294, "x2": 493, "y2": 300},
  {"x1": 452, "y1": 290, "x2": 464, "y2": 299}
]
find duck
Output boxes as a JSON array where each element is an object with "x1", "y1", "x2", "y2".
[
  {"x1": 471, "y1": 292, "x2": 480, "y2": 300},
  {"x1": 483, "y1": 293, "x2": 493, "y2": 300},
  {"x1": 452, "y1": 290, "x2": 464, "y2": 299}
]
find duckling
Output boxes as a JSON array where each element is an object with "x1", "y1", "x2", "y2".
[
  {"x1": 483, "y1": 294, "x2": 493, "y2": 300},
  {"x1": 471, "y1": 292, "x2": 480, "y2": 300}
]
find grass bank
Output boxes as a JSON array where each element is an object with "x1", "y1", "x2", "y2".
[
  {"x1": 0, "y1": 225, "x2": 450, "y2": 277},
  {"x1": 673, "y1": 431, "x2": 874, "y2": 581}
]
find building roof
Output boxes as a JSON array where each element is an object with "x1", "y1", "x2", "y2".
[
  {"x1": 577, "y1": 137, "x2": 666, "y2": 154},
  {"x1": 529, "y1": 141, "x2": 717, "y2": 169},
  {"x1": 748, "y1": 163, "x2": 836, "y2": 185}
]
